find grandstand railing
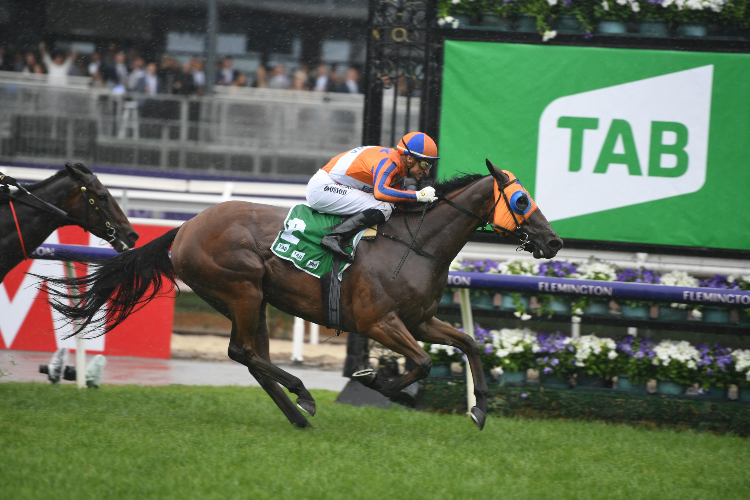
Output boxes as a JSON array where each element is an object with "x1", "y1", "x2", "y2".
[{"x1": 0, "y1": 72, "x2": 417, "y2": 178}]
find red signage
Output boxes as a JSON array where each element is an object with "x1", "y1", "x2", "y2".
[{"x1": 0, "y1": 223, "x2": 177, "y2": 359}]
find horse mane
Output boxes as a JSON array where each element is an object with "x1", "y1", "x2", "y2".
[
  {"x1": 21, "y1": 165, "x2": 92, "y2": 191},
  {"x1": 432, "y1": 173, "x2": 486, "y2": 198}
]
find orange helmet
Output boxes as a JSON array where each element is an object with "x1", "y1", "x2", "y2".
[{"x1": 397, "y1": 132, "x2": 440, "y2": 161}]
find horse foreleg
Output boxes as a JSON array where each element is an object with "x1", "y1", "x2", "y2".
[
  {"x1": 355, "y1": 313, "x2": 432, "y2": 403},
  {"x1": 412, "y1": 317, "x2": 489, "y2": 430}
]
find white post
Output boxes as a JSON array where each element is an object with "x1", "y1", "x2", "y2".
[
  {"x1": 291, "y1": 317, "x2": 304, "y2": 363},
  {"x1": 627, "y1": 327, "x2": 638, "y2": 337},
  {"x1": 64, "y1": 261, "x2": 86, "y2": 389},
  {"x1": 458, "y1": 288, "x2": 476, "y2": 411},
  {"x1": 309, "y1": 322, "x2": 319, "y2": 345},
  {"x1": 571, "y1": 317, "x2": 581, "y2": 338}
]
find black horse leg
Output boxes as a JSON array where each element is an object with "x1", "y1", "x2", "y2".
[
  {"x1": 412, "y1": 317, "x2": 489, "y2": 430},
  {"x1": 227, "y1": 296, "x2": 316, "y2": 424},
  {"x1": 253, "y1": 302, "x2": 316, "y2": 421}
]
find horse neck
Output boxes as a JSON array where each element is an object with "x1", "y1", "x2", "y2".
[
  {"x1": 15, "y1": 177, "x2": 78, "y2": 250},
  {"x1": 423, "y1": 176, "x2": 496, "y2": 263}
]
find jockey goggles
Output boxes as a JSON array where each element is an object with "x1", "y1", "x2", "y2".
[{"x1": 400, "y1": 138, "x2": 438, "y2": 171}]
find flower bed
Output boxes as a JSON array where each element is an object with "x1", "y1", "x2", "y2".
[
  {"x1": 445, "y1": 257, "x2": 749, "y2": 323},
  {"x1": 438, "y1": 0, "x2": 749, "y2": 42},
  {"x1": 421, "y1": 326, "x2": 750, "y2": 394}
]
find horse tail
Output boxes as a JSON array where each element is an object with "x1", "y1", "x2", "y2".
[{"x1": 38, "y1": 227, "x2": 180, "y2": 338}]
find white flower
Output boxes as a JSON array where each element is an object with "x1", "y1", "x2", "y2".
[
  {"x1": 542, "y1": 30, "x2": 557, "y2": 42},
  {"x1": 660, "y1": 270, "x2": 698, "y2": 288},
  {"x1": 573, "y1": 308, "x2": 583, "y2": 315},
  {"x1": 548, "y1": 0, "x2": 558, "y2": 5},
  {"x1": 521, "y1": 314, "x2": 531, "y2": 321},
  {"x1": 662, "y1": 0, "x2": 675, "y2": 6},
  {"x1": 602, "y1": 0, "x2": 610, "y2": 9},
  {"x1": 692, "y1": 309, "x2": 703, "y2": 319},
  {"x1": 616, "y1": 0, "x2": 627, "y2": 5},
  {"x1": 438, "y1": 16, "x2": 459, "y2": 28},
  {"x1": 608, "y1": 350, "x2": 618, "y2": 360},
  {"x1": 571, "y1": 316, "x2": 581, "y2": 323},
  {"x1": 452, "y1": 0, "x2": 462, "y2": 4},
  {"x1": 572, "y1": 261, "x2": 617, "y2": 281},
  {"x1": 631, "y1": 1, "x2": 640, "y2": 11}
]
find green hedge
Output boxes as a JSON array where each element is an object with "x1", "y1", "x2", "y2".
[{"x1": 423, "y1": 379, "x2": 750, "y2": 435}]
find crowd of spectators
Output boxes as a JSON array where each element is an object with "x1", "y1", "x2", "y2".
[{"x1": 0, "y1": 44, "x2": 365, "y2": 96}]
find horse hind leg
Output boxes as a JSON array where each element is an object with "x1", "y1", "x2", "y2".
[
  {"x1": 252, "y1": 301, "x2": 316, "y2": 420},
  {"x1": 227, "y1": 294, "x2": 315, "y2": 428}
]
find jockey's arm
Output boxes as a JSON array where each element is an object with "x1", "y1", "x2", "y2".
[{"x1": 372, "y1": 159, "x2": 418, "y2": 203}]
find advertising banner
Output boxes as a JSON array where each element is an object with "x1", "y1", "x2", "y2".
[
  {"x1": 0, "y1": 223, "x2": 176, "y2": 359},
  {"x1": 438, "y1": 41, "x2": 750, "y2": 250}
]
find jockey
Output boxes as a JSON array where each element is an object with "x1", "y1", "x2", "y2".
[{"x1": 306, "y1": 131, "x2": 440, "y2": 262}]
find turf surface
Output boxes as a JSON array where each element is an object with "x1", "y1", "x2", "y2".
[{"x1": 1, "y1": 383, "x2": 748, "y2": 499}]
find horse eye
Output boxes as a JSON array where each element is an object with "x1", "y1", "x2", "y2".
[{"x1": 516, "y1": 194, "x2": 529, "y2": 211}]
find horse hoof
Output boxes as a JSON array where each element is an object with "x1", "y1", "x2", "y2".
[
  {"x1": 469, "y1": 407, "x2": 486, "y2": 430},
  {"x1": 293, "y1": 419, "x2": 315, "y2": 429},
  {"x1": 296, "y1": 398, "x2": 316, "y2": 416},
  {"x1": 352, "y1": 369, "x2": 377, "y2": 386}
]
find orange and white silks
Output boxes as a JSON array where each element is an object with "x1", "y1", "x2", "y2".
[{"x1": 491, "y1": 170, "x2": 538, "y2": 233}]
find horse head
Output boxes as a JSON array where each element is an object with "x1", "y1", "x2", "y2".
[
  {"x1": 485, "y1": 159, "x2": 562, "y2": 259},
  {"x1": 64, "y1": 163, "x2": 139, "y2": 252}
]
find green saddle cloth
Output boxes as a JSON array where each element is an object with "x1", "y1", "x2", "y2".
[{"x1": 270, "y1": 204, "x2": 365, "y2": 279}]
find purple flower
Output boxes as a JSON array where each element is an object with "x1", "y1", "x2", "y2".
[
  {"x1": 539, "y1": 261, "x2": 578, "y2": 278},
  {"x1": 617, "y1": 267, "x2": 660, "y2": 284},
  {"x1": 699, "y1": 274, "x2": 739, "y2": 289},
  {"x1": 551, "y1": 358, "x2": 560, "y2": 366},
  {"x1": 584, "y1": 31, "x2": 593, "y2": 39},
  {"x1": 543, "y1": 367, "x2": 552, "y2": 374},
  {"x1": 521, "y1": 392, "x2": 528, "y2": 398},
  {"x1": 484, "y1": 344, "x2": 494, "y2": 354},
  {"x1": 635, "y1": 351, "x2": 644, "y2": 359},
  {"x1": 707, "y1": 369, "x2": 714, "y2": 374}
]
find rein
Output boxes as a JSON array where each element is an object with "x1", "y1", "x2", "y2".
[{"x1": 384, "y1": 176, "x2": 532, "y2": 278}]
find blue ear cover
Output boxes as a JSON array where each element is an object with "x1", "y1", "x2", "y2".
[{"x1": 510, "y1": 190, "x2": 531, "y2": 215}]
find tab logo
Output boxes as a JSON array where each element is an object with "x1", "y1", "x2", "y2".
[
  {"x1": 291, "y1": 250, "x2": 305, "y2": 261},
  {"x1": 535, "y1": 65, "x2": 712, "y2": 221},
  {"x1": 275, "y1": 242, "x2": 290, "y2": 253},
  {"x1": 305, "y1": 260, "x2": 320, "y2": 270}
]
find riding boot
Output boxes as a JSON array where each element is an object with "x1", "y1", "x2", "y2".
[{"x1": 321, "y1": 209, "x2": 384, "y2": 263}]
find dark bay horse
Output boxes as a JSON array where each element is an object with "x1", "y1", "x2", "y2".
[
  {"x1": 0, "y1": 163, "x2": 138, "y2": 283},
  {"x1": 42, "y1": 160, "x2": 562, "y2": 429}
]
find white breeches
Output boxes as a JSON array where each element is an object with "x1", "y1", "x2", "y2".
[{"x1": 306, "y1": 170, "x2": 394, "y2": 220}]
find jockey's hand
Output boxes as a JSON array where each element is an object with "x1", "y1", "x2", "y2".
[{"x1": 416, "y1": 186, "x2": 437, "y2": 203}]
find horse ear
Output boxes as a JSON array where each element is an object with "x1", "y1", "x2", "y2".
[
  {"x1": 65, "y1": 162, "x2": 84, "y2": 181},
  {"x1": 485, "y1": 158, "x2": 509, "y2": 183}
]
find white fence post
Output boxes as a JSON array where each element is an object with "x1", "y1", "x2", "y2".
[
  {"x1": 309, "y1": 322, "x2": 319, "y2": 345},
  {"x1": 292, "y1": 317, "x2": 305, "y2": 363},
  {"x1": 458, "y1": 288, "x2": 476, "y2": 411},
  {"x1": 64, "y1": 261, "x2": 86, "y2": 389}
]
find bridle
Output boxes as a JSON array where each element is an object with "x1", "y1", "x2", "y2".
[
  {"x1": 438, "y1": 176, "x2": 533, "y2": 252},
  {"x1": 0, "y1": 168, "x2": 120, "y2": 251}
]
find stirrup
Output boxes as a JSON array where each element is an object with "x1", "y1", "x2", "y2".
[{"x1": 321, "y1": 236, "x2": 355, "y2": 263}]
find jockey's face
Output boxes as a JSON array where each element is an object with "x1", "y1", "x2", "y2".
[{"x1": 404, "y1": 155, "x2": 428, "y2": 181}]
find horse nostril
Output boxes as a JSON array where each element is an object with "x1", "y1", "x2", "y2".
[
  {"x1": 548, "y1": 239, "x2": 562, "y2": 251},
  {"x1": 129, "y1": 231, "x2": 140, "y2": 242}
]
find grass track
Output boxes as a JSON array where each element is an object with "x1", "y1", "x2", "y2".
[{"x1": 1, "y1": 383, "x2": 749, "y2": 500}]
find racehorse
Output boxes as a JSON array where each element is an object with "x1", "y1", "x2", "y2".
[
  {"x1": 41, "y1": 160, "x2": 562, "y2": 430},
  {"x1": 0, "y1": 163, "x2": 138, "y2": 283}
]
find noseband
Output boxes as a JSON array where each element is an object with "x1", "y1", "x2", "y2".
[{"x1": 439, "y1": 177, "x2": 533, "y2": 252}]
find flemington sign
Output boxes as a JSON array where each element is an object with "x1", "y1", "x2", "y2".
[
  {"x1": 446, "y1": 272, "x2": 750, "y2": 307},
  {"x1": 439, "y1": 42, "x2": 750, "y2": 251}
]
